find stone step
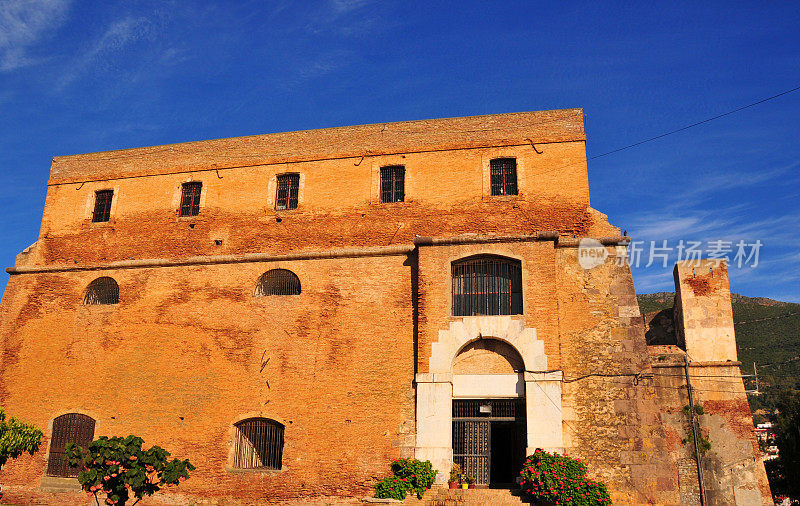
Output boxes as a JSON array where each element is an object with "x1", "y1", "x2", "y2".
[{"x1": 421, "y1": 488, "x2": 530, "y2": 506}]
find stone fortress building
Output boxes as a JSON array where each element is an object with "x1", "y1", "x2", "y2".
[{"x1": 0, "y1": 109, "x2": 771, "y2": 504}]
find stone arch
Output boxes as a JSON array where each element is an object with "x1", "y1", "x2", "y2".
[
  {"x1": 428, "y1": 316, "x2": 547, "y2": 374},
  {"x1": 453, "y1": 338, "x2": 524, "y2": 374},
  {"x1": 415, "y1": 317, "x2": 563, "y2": 482}
]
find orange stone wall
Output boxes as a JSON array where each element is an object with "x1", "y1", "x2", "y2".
[{"x1": 0, "y1": 255, "x2": 416, "y2": 502}]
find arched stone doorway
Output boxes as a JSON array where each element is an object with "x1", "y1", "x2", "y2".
[
  {"x1": 452, "y1": 339, "x2": 526, "y2": 486},
  {"x1": 415, "y1": 316, "x2": 563, "y2": 485}
]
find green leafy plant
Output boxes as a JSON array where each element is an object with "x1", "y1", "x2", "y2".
[
  {"x1": 0, "y1": 408, "x2": 43, "y2": 469},
  {"x1": 448, "y1": 463, "x2": 462, "y2": 484},
  {"x1": 65, "y1": 435, "x2": 194, "y2": 506},
  {"x1": 766, "y1": 390, "x2": 800, "y2": 501},
  {"x1": 681, "y1": 404, "x2": 712, "y2": 457},
  {"x1": 463, "y1": 474, "x2": 475, "y2": 485},
  {"x1": 519, "y1": 449, "x2": 612, "y2": 505},
  {"x1": 374, "y1": 476, "x2": 411, "y2": 500},
  {"x1": 374, "y1": 458, "x2": 437, "y2": 500},
  {"x1": 682, "y1": 404, "x2": 705, "y2": 417}
]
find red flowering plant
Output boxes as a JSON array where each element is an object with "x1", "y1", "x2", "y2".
[
  {"x1": 519, "y1": 449, "x2": 612, "y2": 505},
  {"x1": 374, "y1": 458, "x2": 437, "y2": 500},
  {"x1": 65, "y1": 435, "x2": 194, "y2": 506}
]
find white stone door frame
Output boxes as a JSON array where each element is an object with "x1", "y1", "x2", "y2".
[{"x1": 415, "y1": 316, "x2": 563, "y2": 482}]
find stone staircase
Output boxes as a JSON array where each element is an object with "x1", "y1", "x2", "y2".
[{"x1": 421, "y1": 487, "x2": 531, "y2": 505}]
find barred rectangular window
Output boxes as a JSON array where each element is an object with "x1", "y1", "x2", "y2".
[
  {"x1": 380, "y1": 165, "x2": 405, "y2": 203},
  {"x1": 452, "y1": 255, "x2": 522, "y2": 316},
  {"x1": 92, "y1": 190, "x2": 113, "y2": 222},
  {"x1": 180, "y1": 182, "x2": 202, "y2": 217},
  {"x1": 490, "y1": 158, "x2": 518, "y2": 196},
  {"x1": 276, "y1": 174, "x2": 300, "y2": 210}
]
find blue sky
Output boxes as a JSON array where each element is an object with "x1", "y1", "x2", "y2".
[{"x1": 1, "y1": 1, "x2": 799, "y2": 301}]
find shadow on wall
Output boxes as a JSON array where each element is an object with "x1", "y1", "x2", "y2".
[{"x1": 645, "y1": 308, "x2": 680, "y2": 347}]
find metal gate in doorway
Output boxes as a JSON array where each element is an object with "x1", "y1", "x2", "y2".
[{"x1": 452, "y1": 398, "x2": 526, "y2": 487}]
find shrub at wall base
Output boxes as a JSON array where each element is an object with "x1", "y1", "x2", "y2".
[
  {"x1": 65, "y1": 435, "x2": 195, "y2": 506},
  {"x1": 0, "y1": 408, "x2": 43, "y2": 501},
  {"x1": 0, "y1": 408, "x2": 43, "y2": 469},
  {"x1": 519, "y1": 449, "x2": 612, "y2": 505},
  {"x1": 374, "y1": 458, "x2": 437, "y2": 500}
]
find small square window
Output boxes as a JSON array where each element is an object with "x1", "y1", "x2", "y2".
[
  {"x1": 490, "y1": 158, "x2": 518, "y2": 196},
  {"x1": 276, "y1": 174, "x2": 299, "y2": 210},
  {"x1": 180, "y1": 182, "x2": 202, "y2": 217},
  {"x1": 233, "y1": 418, "x2": 284, "y2": 470},
  {"x1": 92, "y1": 190, "x2": 114, "y2": 222},
  {"x1": 380, "y1": 166, "x2": 405, "y2": 203}
]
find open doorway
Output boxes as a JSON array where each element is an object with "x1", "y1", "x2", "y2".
[{"x1": 452, "y1": 399, "x2": 526, "y2": 488}]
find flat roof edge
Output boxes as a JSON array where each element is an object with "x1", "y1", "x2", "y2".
[{"x1": 48, "y1": 109, "x2": 586, "y2": 185}]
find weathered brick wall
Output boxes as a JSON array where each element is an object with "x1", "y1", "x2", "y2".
[
  {"x1": 26, "y1": 142, "x2": 595, "y2": 268},
  {"x1": 416, "y1": 241, "x2": 561, "y2": 374},
  {"x1": 47, "y1": 109, "x2": 586, "y2": 185},
  {"x1": 0, "y1": 255, "x2": 415, "y2": 503}
]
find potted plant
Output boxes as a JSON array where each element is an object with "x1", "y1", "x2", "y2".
[
  {"x1": 448, "y1": 463, "x2": 462, "y2": 489},
  {"x1": 464, "y1": 475, "x2": 476, "y2": 489}
]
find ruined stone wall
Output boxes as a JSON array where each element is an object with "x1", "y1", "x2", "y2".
[
  {"x1": 653, "y1": 259, "x2": 772, "y2": 505},
  {"x1": 650, "y1": 355, "x2": 772, "y2": 505},
  {"x1": 555, "y1": 245, "x2": 681, "y2": 505},
  {"x1": 673, "y1": 260, "x2": 738, "y2": 363},
  {"x1": 0, "y1": 255, "x2": 415, "y2": 503}
]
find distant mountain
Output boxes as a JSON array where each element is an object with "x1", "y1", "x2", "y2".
[{"x1": 637, "y1": 292, "x2": 800, "y2": 421}]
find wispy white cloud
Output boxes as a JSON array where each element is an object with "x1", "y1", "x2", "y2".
[
  {"x1": 632, "y1": 270, "x2": 675, "y2": 293},
  {"x1": 56, "y1": 15, "x2": 152, "y2": 90},
  {"x1": 667, "y1": 160, "x2": 799, "y2": 204},
  {"x1": 301, "y1": 0, "x2": 383, "y2": 36},
  {"x1": 0, "y1": 0, "x2": 71, "y2": 71},
  {"x1": 157, "y1": 46, "x2": 190, "y2": 66},
  {"x1": 330, "y1": 0, "x2": 371, "y2": 14}
]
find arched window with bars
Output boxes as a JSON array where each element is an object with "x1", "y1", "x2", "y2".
[
  {"x1": 254, "y1": 269, "x2": 301, "y2": 296},
  {"x1": 232, "y1": 418, "x2": 284, "y2": 470},
  {"x1": 84, "y1": 277, "x2": 119, "y2": 305},
  {"x1": 47, "y1": 413, "x2": 96, "y2": 477},
  {"x1": 451, "y1": 255, "x2": 522, "y2": 316}
]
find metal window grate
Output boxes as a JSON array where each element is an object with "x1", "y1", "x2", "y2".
[
  {"x1": 490, "y1": 158, "x2": 518, "y2": 196},
  {"x1": 453, "y1": 420, "x2": 489, "y2": 485},
  {"x1": 276, "y1": 174, "x2": 300, "y2": 210},
  {"x1": 180, "y1": 182, "x2": 203, "y2": 217},
  {"x1": 233, "y1": 418, "x2": 284, "y2": 469},
  {"x1": 453, "y1": 399, "x2": 525, "y2": 419},
  {"x1": 380, "y1": 165, "x2": 405, "y2": 203},
  {"x1": 92, "y1": 190, "x2": 113, "y2": 222},
  {"x1": 47, "y1": 413, "x2": 95, "y2": 477},
  {"x1": 452, "y1": 256, "x2": 522, "y2": 316},
  {"x1": 84, "y1": 277, "x2": 119, "y2": 305},
  {"x1": 254, "y1": 269, "x2": 301, "y2": 296}
]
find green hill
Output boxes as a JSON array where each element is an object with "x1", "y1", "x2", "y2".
[{"x1": 637, "y1": 292, "x2": 800, "y2": 420}]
